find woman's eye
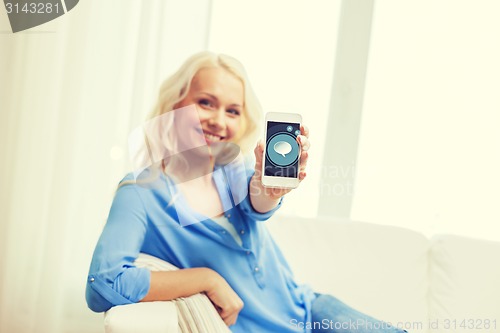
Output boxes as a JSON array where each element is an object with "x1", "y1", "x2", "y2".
[
  {"x1": 199, "y1": 99, "x2": 213, "y2": 108},
  {"x1": 227, "y1": 109, "x2": 241, "y2": 116}
]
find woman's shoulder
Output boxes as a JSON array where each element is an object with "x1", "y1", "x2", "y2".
[
  {"x1": 118, "y1": 164, "x2": 165, "y2": 187},
  {"x1": 115, "y1": 164, "x2": 171, "y2": 201},
  {"x1": 111, "y1": 170, "x2": 174, "y2": 216}
]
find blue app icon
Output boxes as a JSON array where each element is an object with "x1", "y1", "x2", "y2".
[{"x1": 266, "y1": 133, "x2": 299, "y2": 167}]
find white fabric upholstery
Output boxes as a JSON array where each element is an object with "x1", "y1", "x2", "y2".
[
  {"x1": 429, "y1": 235, "x2": 500, "y2": 330},
  {"x1": 267, "y1": 217, "x2": 429, "y2": 331},
  {"x1": 104, "y1": 254, "x2": 180, "y2": 333},
  {"x1": 104, "y1": 302, "x2": 178, "y2": 333},
  {"x1": 103, "y1": 217, "x2": 500, "y2": 333}
]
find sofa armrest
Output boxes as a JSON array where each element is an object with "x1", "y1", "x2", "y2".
[
  {"x1": 104, "y1": 301, "x2": 178, "y2": 333},
  {"x1": 429, "y1": 235, "x2": 500, "y2": 324}
]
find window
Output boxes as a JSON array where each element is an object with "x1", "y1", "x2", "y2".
[{"x1": 352, "y1": 0, "x2": 500, "y2": 241}]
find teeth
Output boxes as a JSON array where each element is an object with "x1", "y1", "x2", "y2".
[{"x1": 204, "y1": 133, "x2": 222, "y2": 142}]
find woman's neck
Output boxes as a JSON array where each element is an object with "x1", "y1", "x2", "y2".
[{"x1": 164, "y1": 147, "x2": 216, "y2": 184}]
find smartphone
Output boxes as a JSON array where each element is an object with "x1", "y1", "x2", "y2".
[{"x1": 261, "y1": 112, "x2": 302, "y2": 188}]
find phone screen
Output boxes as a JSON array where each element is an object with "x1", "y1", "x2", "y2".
[{"x1": 264, "y1": 121, "x2": 301, "y2": 178}]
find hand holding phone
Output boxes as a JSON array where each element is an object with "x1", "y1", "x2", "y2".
[{"x1": 261, "y1": 112, "x2": 302, "y2": 189}]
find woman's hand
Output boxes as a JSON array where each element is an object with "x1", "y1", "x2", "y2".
[
  {"x1": 142, "y1": 268, "x2": 243, "y2": 327},
  {"x1": 249, "y1": 125, "x2": 310, "y2": 213},
  {"x1": 205, "y1": 271, "x2": 244, "y2": 327}
]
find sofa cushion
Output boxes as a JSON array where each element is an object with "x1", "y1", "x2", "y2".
[
  {"x1": 429, "y1": 235, "x2": 500, "y2": 331},
  {"x1": 267, "y1": 216, "x2": 430, "y2": 333}
]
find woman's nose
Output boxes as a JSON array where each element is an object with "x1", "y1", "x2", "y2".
[{"x1": 208, "y1": 108, "x2": 226, "y2": 129}]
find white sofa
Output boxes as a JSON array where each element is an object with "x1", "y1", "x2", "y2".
[{"x1": 104, "y1": 216, "x2": 500, "y2": 333}]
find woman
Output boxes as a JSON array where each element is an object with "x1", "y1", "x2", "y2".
[{"x1": 86, "y1": 52, "x2": 407, "y2": 333}]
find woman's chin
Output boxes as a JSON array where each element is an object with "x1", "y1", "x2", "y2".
[{"x1": 211, "y1": 142, "x2": 241, "y2": 165}]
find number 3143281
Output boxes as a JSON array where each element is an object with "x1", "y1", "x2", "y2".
[
  {"x1": 5, "y1": 2, "x2": 61, "y2": 14},
  {"x1": 443, "y1": 319, "x2": 497, "y2": 330}
]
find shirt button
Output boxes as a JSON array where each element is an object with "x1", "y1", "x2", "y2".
[
  {"x1": 240, "y1": 229, "x2": 245, "y2": 234},
  {"x1": 226, "y1": 214, "x2": 231, "y2": 218},
  {"x1": 254, "y1": 267, "x2": 260, "y2": 272},
  {"x1": 90, "y1": 277, "x2": 95, "y2": 282},
  {"x1": 246, "y1": 251, "x2": 251, "y2": 255}
]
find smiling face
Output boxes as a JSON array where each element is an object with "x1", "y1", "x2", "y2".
[{"x1": 175, "y1": 67, "x2": 245, "y2": 149}]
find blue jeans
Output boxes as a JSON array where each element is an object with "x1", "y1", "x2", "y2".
[{"x1": 311, "y1": 294, "x2": 408, "y2": 333}]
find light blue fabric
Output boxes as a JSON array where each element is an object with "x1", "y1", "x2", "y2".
[
  {"x1": 310, "y1": 294, "x2": 408, "y2": 333},
  {"x1": 86, "y1": 164, "x2": 316, "y2": 333}
]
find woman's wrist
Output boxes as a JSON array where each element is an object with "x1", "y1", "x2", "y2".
[
  {"x1": 249, "y1": 175, "x2": 282, "y2": 213},
  {"x1": 202, "y1": 267, "x2": 224, "y2": 293}
]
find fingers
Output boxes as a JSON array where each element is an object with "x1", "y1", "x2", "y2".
[
  {"x1": 253, "y1": 140, "x2": 264, "y2": 179},
  {"x1": 297, "y1": 125, "x2": 310, "y2": 182},
  {"x1": 298, "y1": 150, "x2": 308, "y2": 181},
  {"x1": 299, "y1": 150, "x2": 308, "y2": 167},
  {"x1": 297, "y1": 135, "x2": 310, "y2": 152},
  {"x1": 219, "y1": 299, "x2": 244, "y2": 327},
  {"x1": 220, "y1": 311, "x2": 235, "y2": 326},
  {"x1": 223, "y1": 313, "x2": 238, "y2": 327},
  {"x1": 206, "y1": 275, "x2": 243, "y2": 327},
  {"x1": 253, "y1": 140, "x2": 265, "y2": 167},
  {"x1": 253, "y1": 140, "x2": 264, "y2": 159},
  {"x1": 301, "y1": 124, "x2": 310, "y2": 138}
]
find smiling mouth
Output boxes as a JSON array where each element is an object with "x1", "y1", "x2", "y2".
[{"x1": 196, "y1": 129, "x2": 225, "y2": 143}]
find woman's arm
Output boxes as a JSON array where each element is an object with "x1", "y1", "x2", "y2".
[
  {"x1": 142, "y1": 268, "x2": 244, "y2": 327},
  {"x1": 88, "y1": 176, "x2": 244, "y2": 326},
  {"x1": 86, "y1": 183, "x2": 151, "y2": 313},
  {"x1": 249, "y1": 172, "x2": 282, "y2": 213},
  {"x1": 141, "y1": 268, "x2": 213, "y2": 301}
]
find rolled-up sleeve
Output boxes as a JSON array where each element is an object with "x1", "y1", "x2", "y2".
[{"x1": 86, "y1": 184, "x2": 151, "y2": 312}]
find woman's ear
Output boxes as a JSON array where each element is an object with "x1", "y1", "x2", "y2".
[
  {"x1": 178, "y1": 87, "x2": 186, "y2": 99},
  {"x1": 178, "y1": 82, "x2": 191, "y2": 101}
]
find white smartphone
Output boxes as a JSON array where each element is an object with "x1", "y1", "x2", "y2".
[{"x1": 261, "y1": 112, "x2": 302, "y2": 188}]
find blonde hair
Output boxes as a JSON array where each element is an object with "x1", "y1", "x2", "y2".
[
  {"x1": 120, "y1": 52, "x2": 262, "y2": 189},
  {"x1": 149, "y1": 51, "x2": 262, "y2": 155}
]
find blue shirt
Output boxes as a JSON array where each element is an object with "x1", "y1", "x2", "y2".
[{"x1": 86, "y1": 164, "x2": 316, "y2": 333}]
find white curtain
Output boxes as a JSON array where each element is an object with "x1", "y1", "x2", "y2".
[{"x1": 0, "y1": 1, "x2": 211, "y2": 332}]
